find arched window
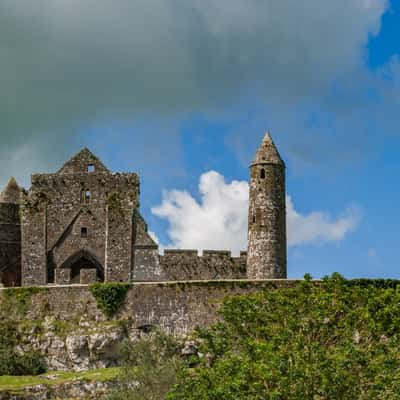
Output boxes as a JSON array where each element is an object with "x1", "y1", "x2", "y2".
[{"x1": 260, "y1": 168, "x2": 265, "y2": 179}]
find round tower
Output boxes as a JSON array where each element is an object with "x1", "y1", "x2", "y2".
[{"x1": 247, "y1": 132, "x2": 287, "y2": 279}]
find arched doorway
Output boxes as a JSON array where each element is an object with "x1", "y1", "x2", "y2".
[{"x1": 60, "y1": 250, "x2": 104, "y2": 284}]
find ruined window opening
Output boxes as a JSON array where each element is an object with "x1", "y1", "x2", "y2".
[
  {"x1": 252, "y1": 215, "x2": 256, "y2": 224},
  {"x1": 81, "y1": 227, "x2": 88, "y2": 238},
  {"x1": 260, "y1": 168, "x2": 265, "y2": 179},
  {"x1": 88, "y1": 164, "x2": 95, "y2": 173},
  {"x1": 85, "y1": 190, "x2": 91, "y2": 204}
]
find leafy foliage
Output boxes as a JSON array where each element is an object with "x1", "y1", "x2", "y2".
[
  {"x1": 0, "y1": 319, "x2": 46, "y2": 376},
  {"x1": 2, "y1": 287, "x2": 45, "y2": 317},
  {"x1": 167, "y1": 273, "x2": 400, "y2": 400},
  {"x1": 109, "y1": 332, "x2": 184, "y2": 400},
  {"x1": 89, "y1": 282, "x2": 131, "y2": 317}
]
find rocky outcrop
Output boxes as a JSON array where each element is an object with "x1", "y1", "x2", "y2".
[{"x1": 16, "y1": 317, "x2": 130, "y2": 372}]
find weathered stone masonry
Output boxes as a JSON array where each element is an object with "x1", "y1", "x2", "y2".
[
  {"x1": 247, "y1": 133, "x2": 287, "y2": 279},
  {"x1": 0, "y1": 132, "x2": 287, "y2": 286},
  {"x1": 0, "y1": 178, "x2": 21, "y2": 287}
]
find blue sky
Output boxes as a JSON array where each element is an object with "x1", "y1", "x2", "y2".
[{"x1": 1, "y1": 0, "x2": 400, "y2": 278}]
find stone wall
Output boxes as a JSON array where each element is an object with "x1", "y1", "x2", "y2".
[
  {"x1": 0, "y1": 203, "x2": 21, "y2": 286},
  {"x1": 20, "y1": 148, "x2": 139, "y2": 285},
  {"x1": 0, "y1": 280, "x2": 297, "y2": 370},
  {"x1": 159, "y1": 250, "x2": 247, "y2": 281}
]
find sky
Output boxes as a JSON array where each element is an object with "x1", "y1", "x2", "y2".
[{"x1": 1, "y1": 0, "x2": 400, "y2": 278}]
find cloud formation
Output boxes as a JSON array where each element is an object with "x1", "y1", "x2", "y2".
[
  {"x1": 152, "y1": 171, "x2": 360, "y2": 254},
  {"x1": 0, "y1": 0, "x2": 388, "y2": 186}
]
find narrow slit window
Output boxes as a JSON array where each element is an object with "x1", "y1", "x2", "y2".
[
  {"x1": 260, "y1": 168, "x2": 265, "y2": 179},
  {"x1": 85, "y1": 190, "x2": 91, "y2": 204},
  {"x1": 88, "y1": 164, "x2": 95, "y2": 173},
  {"x1": 252, "y1": 215, "x2": 256, "y2": 224},
  {"x1": 81, "y1": 227, "x2": 88, "y2": 238}
]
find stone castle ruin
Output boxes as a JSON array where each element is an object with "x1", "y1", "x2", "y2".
[{"x1": 0, "y1": 133, "x2": 287, "y2": 287}]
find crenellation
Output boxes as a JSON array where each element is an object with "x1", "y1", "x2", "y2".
[
  {"x1": 0, "y1": 131, "x2": 287, "y2": 287},
  {"x1": 160, "y1": 249, "x2": 246, "y2": 280}
]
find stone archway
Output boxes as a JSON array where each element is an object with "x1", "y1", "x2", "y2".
[{"x1": 60, "y1": 250, "x2": 104, "y2": 284}]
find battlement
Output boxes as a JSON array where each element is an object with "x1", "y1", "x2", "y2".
[
  {"x1": 0, "y1": 131, "x2": 288, "y2": 287},
  {"x1": 160, "y1": 249, "x2": 247, "y2": 281}
]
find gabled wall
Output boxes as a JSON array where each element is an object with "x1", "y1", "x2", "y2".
[{"x1": 0, "y1": 203, "x2": 21, "y2": 286}]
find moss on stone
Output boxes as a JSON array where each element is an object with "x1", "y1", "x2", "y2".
[
  {"x1": 2, "y1": 287, "x2": 48, "y2": 316},
  {"x1": 89, "y1": 282, "x2": 131, "y2": 317}
]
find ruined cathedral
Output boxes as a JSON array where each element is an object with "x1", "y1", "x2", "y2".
[{"x1": 0, "y1": 133, "x2": 287, "y2": 287}]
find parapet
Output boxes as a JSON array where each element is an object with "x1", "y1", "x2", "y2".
[{"x1": 160, "y1": 249, "x2": 247, "y2": 281}]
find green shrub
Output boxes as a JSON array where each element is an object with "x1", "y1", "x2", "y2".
[
  {"x1": 1, "y1": 287, "x2": 45, "y2": 317},
  {"x1": 89, "y1": 283, "x2": 131, "y2": 317},
  {"x1": 0, "y1": 351, "x2": 47, "y2": 376},
  {"x1": 0, "y1": 318, "x2": 47, "y2": 376},
  {"x1": 109, "y1": 332, "x2": 184, "y2": 400},
  {"x1": 167, "y1": 273, "x2": 400, "y2": 400}
]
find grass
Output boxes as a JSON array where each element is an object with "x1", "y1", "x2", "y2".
[{"x1": 0, "y1": 367, "x2": 121, "y2": 393}]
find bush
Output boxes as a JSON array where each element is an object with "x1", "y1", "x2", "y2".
[
  {"x1": 0, "y1": 351, "x2": 47, "y2": 376},
  {"x1": 0, "y1": 319, "x2": 47, "y2": 376},
  {"x1": 109, "y1": 332, "x2": 184, "y2": 400},
  {"x1": 167, "y1": 273, "x2": 400, "y2": 400},
  {"x1": 89, "y1": 282, "x2": 131, "y2": 317}
]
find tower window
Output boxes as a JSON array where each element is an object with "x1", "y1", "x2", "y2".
[
  {"x1": 81, "y1": 227, "x2": 88, "y2": 238},
  {"x1": 260, "y1": 168, "x2": 265, "y2": 179},
  {"x1": 88, "y1": 164, "x2": 95, "y2": 173},
  {"x1": 82, "y1": 189, "x2": 91, "y2": 204},
  {"x1": 252, "y1": 215, "x2": 256, "y2": 224}
]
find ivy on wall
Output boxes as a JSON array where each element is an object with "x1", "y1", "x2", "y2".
[{"x1": 89, "y1": 282, "x2": 131, "y2": 317}]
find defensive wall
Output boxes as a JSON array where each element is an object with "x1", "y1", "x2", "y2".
[
  {"x1": 158, "y1": 250, "x2": 247, "y2": 281},
  {"x1": 1, "y1": 280, "x2": 297, "y2": 335}
]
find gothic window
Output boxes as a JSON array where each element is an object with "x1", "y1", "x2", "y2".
[
  {"x1": 88, "y1": 164, "x2": 95, "y2": 173},
  {"x1": 81, "y1": 227, "x2": 88, "y2": 238},
  {"x1": 260, "y1": 168, "x2": 265, "y2": 179}
]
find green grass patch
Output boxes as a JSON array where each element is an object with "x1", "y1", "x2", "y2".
[{"x1": 0, "y1": 367, "x2": 121, "y2": 393}]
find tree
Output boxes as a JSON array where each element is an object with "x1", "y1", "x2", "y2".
[{"x1": 168, "y1": 274, "x2": 400, "y2": 399}]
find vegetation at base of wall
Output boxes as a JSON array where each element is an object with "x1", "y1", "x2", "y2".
[
  {"x1": 1, "y1": 287, "x2": 47, "y2": 317},
  {"x1": 89, "y1": 282, "x2": 131, "y2": 317},
  {"x1": 0, "y1": 319, "x2": 47, "y2": 376},
  {"x1": 109, "y1": 332, "x2": 185, "y2": 400},
  {"x1": 166, "y1": 273, "x2": 400, "y2": 400}
]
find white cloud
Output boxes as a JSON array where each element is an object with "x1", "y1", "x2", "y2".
[
  {"x1": 286, "y1": 196, "x2": 360, "y2": 246},
  {"x1": 152, "y1": 171, "x2": 361, "y2": 255}
]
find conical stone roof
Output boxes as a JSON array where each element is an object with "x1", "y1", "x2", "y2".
[
  {"x1": 251, "y1": 132, "x2": 285, "y2": 167},
  {"x1": 0, "y1": 177, "x2": 21, "y2": 204}
]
